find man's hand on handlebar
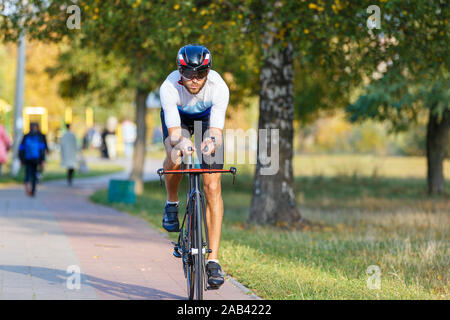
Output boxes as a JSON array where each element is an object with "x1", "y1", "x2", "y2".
[
  {"x1": 174, "y1": 136, "x2": 195, "y2": 155},
  {"x1": 201, "y1": 137, "x2": 216, "y2": 156}
]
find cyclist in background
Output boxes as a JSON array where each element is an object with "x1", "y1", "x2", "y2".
[{"x1": 159, "y1": 44, "x2": 229, "y2": 289}]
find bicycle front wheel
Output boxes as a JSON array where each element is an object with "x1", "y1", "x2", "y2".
[
  {"x1": 194, "y1": 192, "x2": 204, "y2": 300},
  {"x1": 185, "y1": 198, "x2": 196, "y2": 300},
  {"x1": 186, "y1": 194, "x2": 203, "y2": 300}
]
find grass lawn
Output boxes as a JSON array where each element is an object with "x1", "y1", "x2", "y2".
[
  {"x1": 0, "y1": 159, "x2": 124, "y2": 185},
  {"x1": 91, "y1": 154, "x2": 449, "y2": 299}
]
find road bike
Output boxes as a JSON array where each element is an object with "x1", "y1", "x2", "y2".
[{"x1": 157, "y1": 149, "x2": 236, "y2": 300}]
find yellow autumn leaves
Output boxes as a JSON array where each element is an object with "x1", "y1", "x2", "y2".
[
  {"x1": 83, "y1": 4, "x2": 99, "y2": 20},
  {"x1": 174, "y1": 2, "x2": 227, "y2": 14},
  {"x1": 203, "y1": 21, "x2": 212, "y2": 30},
  {"x1": 174, "y1": 3, "x2": 205, "y2": 15},
  {"x1": 308, "y1": 3, "x2": 324, "y2": 12},
  {"x1": 93, "y1": 7, "x2": 99, "y2": 20},
  {"x1": 309, "y1": 1, "x2": 346, "y2": 14},
  {"x1": 132, "y1": 0, "x2": 142, "y2": 9}
]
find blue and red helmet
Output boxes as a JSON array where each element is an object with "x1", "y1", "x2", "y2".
[{"x1": 177, "y1": 44, "x2": 211, "y2": 80}]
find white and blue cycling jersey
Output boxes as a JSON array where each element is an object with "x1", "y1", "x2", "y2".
[{"x1": 159, "y1": 69, "x2": 230, "y2": 130}]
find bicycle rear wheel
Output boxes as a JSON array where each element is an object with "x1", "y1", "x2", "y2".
[{"x1": 182, "y1": 227, "x2": 195, "y2": 299}]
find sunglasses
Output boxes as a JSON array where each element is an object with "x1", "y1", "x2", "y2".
[{"x1": 179, "y1": 68, "x2": 209, "y2": 80}]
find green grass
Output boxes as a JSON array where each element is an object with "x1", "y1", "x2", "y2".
[
  {"x1": 90, "y1": 155, "x2": 449, "y2": 300},
  {"x1": 0, "y1": 159, "x2": 124, "y2": 185}
]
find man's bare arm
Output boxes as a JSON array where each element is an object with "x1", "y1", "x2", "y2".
[{"x1": 167, "y1": 126, "x2": 183, "y2": 147}]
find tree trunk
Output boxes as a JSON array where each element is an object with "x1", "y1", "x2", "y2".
[
  {"x1": 248, "y1": 36, "x2": 303, "y2": 227},
  {"x1": 130, "y1": 88, "x2": 147, "y2": 195},
  {"x1": 426, "y1": 106, "x2": 450, "y2": 195}
]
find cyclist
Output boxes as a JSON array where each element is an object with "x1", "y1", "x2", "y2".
[{"x1": 159, "y1": 44, "x2": 229, "y2": 289}]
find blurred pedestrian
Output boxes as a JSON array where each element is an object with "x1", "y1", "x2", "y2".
[
  {"x1": 0, "y1": 123, "x2": 12, "y2": 181},
  {"x1": 19, "y1": 122, "x2": 47, "y2": 197},
  {"x1": 91, "y1": 126, "x2": 102, "y2": 149},
  {"x1": 121, "y1": 119, "x2": 136, "y2": 158},
  {"x1": 100, "y1": 128, "x2": 109, "y2": 159},
  {"x1": 60, "y1": 123, "x2": 77, "y2": 186},
  {"x1": 105, "y1": 132, "x2": 117, "y2": 159},
  {"x1": 82, "y1": 129, "x2": 89, "y2": 150}
]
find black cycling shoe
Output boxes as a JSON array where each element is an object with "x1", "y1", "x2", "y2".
[
  {"x1": 206, "y1": 261, "x2": 224, "y2": 288},
  {"x1": 162, "y1": 203, "x2": 180, "y2": 232}
]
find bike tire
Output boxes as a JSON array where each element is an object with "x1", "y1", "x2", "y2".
[
  {"x1": 194, "y1": 193, "x2": 204, "y2": 300},
  {"x1": 186, "y1": 199, "x2": 196, "y2": 300},
  {"x1": 183, "y1": 226, "x2": 195, "y2": 300}
]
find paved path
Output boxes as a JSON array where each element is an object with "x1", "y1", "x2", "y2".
[{"x1": 0, "y1": 158, "x2": 257, "y2": 300}]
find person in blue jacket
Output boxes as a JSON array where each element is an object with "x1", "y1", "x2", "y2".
[{"x1": 19, "y1": 122, "x2": 48, "y2": 197}]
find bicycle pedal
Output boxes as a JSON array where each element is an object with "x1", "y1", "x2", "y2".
[{"x1": 173, "y1": 248, "x2": 182, "y2": 258}]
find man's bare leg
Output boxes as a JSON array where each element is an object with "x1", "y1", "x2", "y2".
[
  {"x1": 163, "y1": 138, "x2": 182, "y2": 202},
  {"x1": 202, "y1": 173, "x2": 223, "y2": 261}
]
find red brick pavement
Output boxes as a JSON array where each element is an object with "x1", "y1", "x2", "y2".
[{"x1": 43, "y1": 186, "x2": 257, "y2": 300}]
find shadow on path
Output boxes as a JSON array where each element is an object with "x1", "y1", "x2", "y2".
[{"x1": 0, "y1": 265, "x2": 185, "y2": 300}]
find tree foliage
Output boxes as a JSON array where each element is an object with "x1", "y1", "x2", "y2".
[
  {"x1": 347, "y1": 67, "x2": 449, "y2": 131},
  {"x1": 46, "y1": 44, "x2": 135, "y2": 122},
  {"x1": 346, "y1": 0, "x2": 449, "y2": 127}
]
